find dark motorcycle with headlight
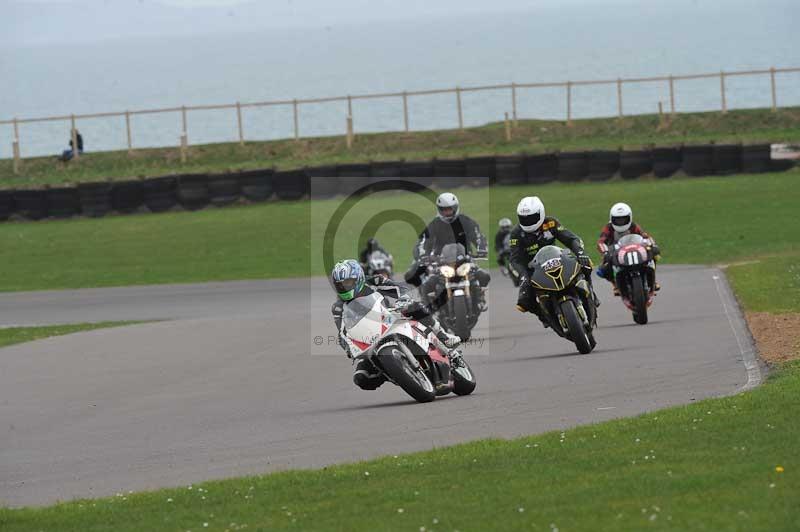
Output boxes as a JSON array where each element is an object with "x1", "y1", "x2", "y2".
[
  {"x1": 528, "y1": 245, "x2": 597, "y2": 354},
  {"x1": 610, "y1": 234, "x2": 656, "y2": 325},
  {"x1": 425, "y1": 243, "x2": 484, "y2": 341}
]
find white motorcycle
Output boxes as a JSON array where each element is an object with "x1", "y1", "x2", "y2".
[{"x1": 343, "y1": 291, "x2": 476, "y2": 403}]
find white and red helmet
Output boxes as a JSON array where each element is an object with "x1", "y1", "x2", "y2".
[{"x1": 609, "y1": 202, "x2": 633, "y2": 232}]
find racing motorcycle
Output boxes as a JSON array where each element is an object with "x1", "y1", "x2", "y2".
[
  {"x1": 527, "y1": 245, "x2": 598, "y2": 354},
  {"x1": 342, "y1": 290, "x2": 476, "y2": 403},
  {"x1": 610, "y1": 234, "x2": 657, "y2": 325},
  {"x1": 498, "y1": 233, "x2": 521, "y2": 287},
  {"x1": 424, "y1": 243, "x2": 484, "y2": 341},
  {"x1": 365, "y1": 250, "x2": 394, "y2": 279}
]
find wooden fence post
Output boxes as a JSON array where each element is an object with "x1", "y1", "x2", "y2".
[
  {"x1": 669, "y1": 75, "x2": 676, "y2": 115},
  {"x1": 125, "y1": 111, "x2": 133, "y2": 155},
  {"x1": 347, "y1": 95, "x2": 353, "y2": 119},
  {"x1": 70, "y1": 114, "x2": 79, "y2": 160},
  {"x1": 720, "y1": 71, "x2": 727, "y2": 114},
  {"x1": 293, "y1": 99, "x2": 299, "y2": 141},
  {"x1": 402, "y1": 91, "x2": 409, "y2": 132},
  {"x1": 180, "y1": 133, "x2": 187, "y2": 163},
  {"x1": 12, "y1": 118, "x2": 20, "y2": 174},
  {"x1": 566, "y1": 81, "x2": 573, "y2": 126},
  {"x1": 455, "y1": 87, "x2": 463, "y2": 130},
  {"x1": 616, "y1": 78, "x2": 624, "y2": 119},
  {"x1": 346, "y1": 115, "x2": 354, "y2": 149},
  {"x1": 770, "y1": 67, "x2": 777, "y2": 112},
  {"x1": 504, "y1": 112, "x2": 511, "y2": 141},
  {"x1": 511, "y1": 83, "x2": 518, "y2": 126},
  {"x1": 236, "y1": 102, "x2": 244, "y2": 145}
]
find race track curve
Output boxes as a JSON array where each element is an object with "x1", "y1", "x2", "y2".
[{"x1": 0, "y1": 265, "x2": 759, "y2": 506}]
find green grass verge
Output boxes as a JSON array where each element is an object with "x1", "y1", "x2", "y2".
[
  {"x1": 0, "y1": 170, "x2": 797, "y2": 292},
  {"x1": 0, "y1": 322, "x2": 142, "y2": 349},
  {"x1": 726, "y1": 253, "x2": 800, "y2": 314},
  {"x1": 2, "y1": 366, "x2": 797, "y2": 530},
  {"x1": 2, "y1": 106, "x2": 799, "y2": 188}
]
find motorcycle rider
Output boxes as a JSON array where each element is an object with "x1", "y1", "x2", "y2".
[
  {"x1": 331, "y1": 259, "x2": 464, "y2": 390},
  {"x1": 495, "y1": 217, "x2": 521, "y2": 286},
  {"x1": 404, "y1": 192, "x2": 491, "y2": 310},
  {"x1": 596, "y1": 202, "x2": 661, "y2": 295},
  {"x1": 358, "y1": 238, "x2": 390, "y2": 269},
  {"x1": 510, "y1": 196, "x2": 598, "y2": 326}
]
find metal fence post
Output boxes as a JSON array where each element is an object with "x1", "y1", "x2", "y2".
[
  {"x1": 70, "y1": 114, "x2": 79, "y2": 160},
  {"x1": 720, "y1": 71, "x2": 727, "y2": 114},
  {"x1": 455, "y1": 87, "x2": 463, "y2": 130},
  {"x1": 566, "y1": 81, "x2": 573, "y2": 125},
  {"x1": 511, "y1": 82, "x2": 518, "y2": 126},
  {"x1": 617, "y1": 78, "x2": 624, "y2": 119},
  {"x1": 402, "y1": 91, "x2": 409, "y2": 132},
  {"x1": 236, "y1": 102, "x2": 244, "y2": 145},
  {"x1": 293, "y1": 99, "x2": 299, "y2": 141},
  {"x1": 770, "y1": 67, "x2": 777, "y2": 112},
  {"x1": 669, "y1": 75, "x2": 676, "y2": 115},
  {"x1": 125, "y1": 110, "x2": 133, "y2": 154}
]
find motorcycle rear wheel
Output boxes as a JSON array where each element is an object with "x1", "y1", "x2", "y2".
[{"x1": 377, "y1": 346, "x2": 436, "y2": 403}]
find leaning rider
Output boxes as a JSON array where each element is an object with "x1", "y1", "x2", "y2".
[
  {"x1": 331, "y1": 259, "x2": 464, "y2": 391},
  {"x1": 510, "y1": 196, "x2": 598, "y2": 326},
  {"x1": 495, "y1": 217, "x2": 521, "y2": 285},
  {"x1": 595, "y1": 202, "x2": 661, "y2": 295}
]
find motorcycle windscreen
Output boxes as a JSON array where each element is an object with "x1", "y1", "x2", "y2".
[
  {"x1": 530, "y1": 245, "x2": 580, "y2": 291},
  {"x1": 440, "y1": 243, "x2": 467, "y2": 264},
  {"x1": 616, "y1": 234, "x2": 645, "y2": 247},
  {"x1": 342, "y1": 292, "x2": 385, "y2": 339}
]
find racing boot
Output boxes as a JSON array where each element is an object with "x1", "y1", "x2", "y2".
[{"x1": 478, "y1": 287, "x2": 488, "y2": 312}]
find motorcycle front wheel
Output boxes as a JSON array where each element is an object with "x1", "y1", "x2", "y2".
[
  {"x1": 376, "y1": 346, "x2": 436, "y2": 403},
  {"x1": 560, "y1": 299, "x2": 593, "y2": 354},
  {"x1": 631, "y1": 276, "x2": 649, "y2": 325}
]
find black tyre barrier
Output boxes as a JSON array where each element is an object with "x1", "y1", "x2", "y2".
[
  {"x1": 306, "y1": 166, "x2": 339, "y2": 198},
  {"x1": 13, "y1": 190, "x2": 48, "y2": 220},
  {"x1": 525, "y1": 154, "x2": 558, "y2": 184},
  {"x1": 557, "y1": 152, "x2": 589, "y2": 182},
  {"x1": 0, "y1": 191, "x2": 15, "y2": 221},
  {"x1": 465, "y1": 156, "x2": 496, "y2": 180},
  {"x1": 78, "y1": 182, "x2": 113, "y2": 218},
  {"x1": 46, "y1": 187, "x2": 80, "y2": 218},
  {"x1": 740, "y1": 144, "x2": 772, "y2": 173},
  {"x1": 273, "y1": 169, "x2": 308, "y2": 200},
  {"x1": 337, "y1": 163, "x2": 371, "y2": 194},
  {"x1": 370, "y1": 161, "x2": 404, "y2": 178},
  {"x1": 587, "y1": 151, "x2": 620, "y2": 182},
  {"x1": 712, "y1": 144, "x2": 742, "y2": 175},
  {"x1": 238, "y1": 168, "x2": 274, "y2": 202},
  {"x1": 207, "y1": 173, "x2": 241, "y2": 207},
  {"x1": 495, "y1": 155, "x2": 527, "y2": 185},
  {"x1": 620, "y1": 150, "x2": 653, "y2": 180},
  {"x1": 143, "y1": 176, "x2": 178, "y2": 213},
  {"x1": 433, "y1": 158, "x2": 467, "y2": 189},
  {"x1": 177, "y1": 174, "x2": 210, "y2": 211},
  {"x1": 652, "y1": 147, "x2": 682, "y2": 178},
  {"x1": 682, "y1": 145, "x2": 714, "y2": 177},
  {"x1": 401, "y1": 160, "x2": 435, "y2": 187},
  {"x1": 111, "y1": 180, "x2": 144, "y2": 213}
]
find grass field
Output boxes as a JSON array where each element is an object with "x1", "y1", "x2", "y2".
[
  {"x1": 0, "y1": 322, "x2": 141, "y2": 348},
  {"x1": 2, "y1": 265, "x2": 797, "y2": 530},
  {"x1": 727, "y1": 253, "x2": 800, "y2": 314},
  {"x1": 0, "y1": 170, "x2": 797, "y2": 292},
  {"x1": 1, "y1": 106, "x2": 799, "y2": 188}
]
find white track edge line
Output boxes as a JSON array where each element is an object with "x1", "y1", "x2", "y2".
[{"x1": 712, "y1": 271, "x2": 761, "y2": 391}]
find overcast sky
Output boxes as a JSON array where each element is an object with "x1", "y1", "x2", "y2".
[{"x1": 4, "y1": 0, "x2": 744, "y2": 46}]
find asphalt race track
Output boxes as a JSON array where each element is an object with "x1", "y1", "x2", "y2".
[{"x1": 0, "y1": 266, "x2": 759, "y2": 507}]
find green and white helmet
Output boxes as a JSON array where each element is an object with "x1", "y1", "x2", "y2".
[{"x1": 331, "y1": 259, "x2": 366, "y2": 301}]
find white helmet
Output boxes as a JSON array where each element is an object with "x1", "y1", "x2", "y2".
[
  {"x1": 609, "y1": 202, "x2": 633, "y2": 232},
  {"x1": 498, "y1": 217, "x2": 513, "y2": 231},
  {"x1": 516, "y1": 196, "x2": 545, "y2": 233},
  {"x1": 436, "y1": 192, "x2": 460, "y2": 224}
]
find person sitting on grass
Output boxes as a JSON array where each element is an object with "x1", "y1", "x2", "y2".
[{"x1": 60, "y1": 130, "x2": 84, "y2": 162}]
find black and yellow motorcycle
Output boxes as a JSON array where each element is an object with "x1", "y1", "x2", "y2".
[{"x1": 528, "y1": 245, "x2": 598, "y2": 354}]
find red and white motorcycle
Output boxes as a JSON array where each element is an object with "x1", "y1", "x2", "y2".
[{"x1": 342, "y1": 291, "x2": 476, "y2": 403}]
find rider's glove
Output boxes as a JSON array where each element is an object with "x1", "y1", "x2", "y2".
[
  {"x1": 598, "y1": 243, "x2": 609, "y2": 254},
  {"x1": 576, "y1": 251, "x2": 593, "y2": 268}
]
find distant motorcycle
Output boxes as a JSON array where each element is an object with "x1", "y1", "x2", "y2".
[
  {"x1": 423, "y1": 243, "x2": 484, "y2": 341},
  {"x1": 365, "y1": 250, "x2": 394, "y2": 279},
  {"x1": 498, "y1": 233, "x2": 521, "y2": 287},
  {"x1": 342, "y1": 290, "x2": 476, "y2": 403},
  {"x1": 610, "y1": 234, "x2": 657, "y2": 325},
  {"x1": 527, "y1": 245, "x2": 598, "y2": 354}
]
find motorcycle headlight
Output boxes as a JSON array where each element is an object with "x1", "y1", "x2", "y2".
[
  {"x1": 456, "y1": 263, "x2": 472, "y2": 276},
  {"x1": 440, "y1": 265, "x2": 455, "y2": 278}
]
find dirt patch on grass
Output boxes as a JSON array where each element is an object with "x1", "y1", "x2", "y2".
[{"x1": 747, "y1": 312, "x2": 800, "y2": 364}]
